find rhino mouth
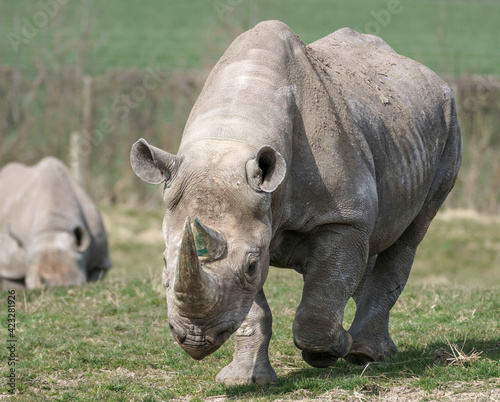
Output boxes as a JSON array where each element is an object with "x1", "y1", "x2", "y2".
[
  {"x1": 170, "y1": 321, "x2": 235, "y2": 360},
  {"x1": 180, "y1": 330, "x2": 232, "y2": 360}
]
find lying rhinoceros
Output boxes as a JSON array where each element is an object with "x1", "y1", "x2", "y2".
[
  {"x1": 0, "y1": 157, "x2": 111, "y2": 289},
  {"x1": 130, "y1": 20, "x2": 461, "y2": 385}
]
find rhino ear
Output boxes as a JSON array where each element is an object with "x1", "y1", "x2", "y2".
[
  {"x1": 246, "y1": 145, "x2": 286, "y2": 193},
  {"x1": 130, "y1": 138, "x2": 179, "y2": 185}
]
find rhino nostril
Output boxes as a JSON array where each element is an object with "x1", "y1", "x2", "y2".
[
  {"x1": 207, "y1": 330, "x2": 230, "y2": 347},
  {"x1": 217, "y1": 330, "x2": 231, "y2": 344},
  {"x1": 169, "y1": 323, "x2": 187, "y2": 345}
]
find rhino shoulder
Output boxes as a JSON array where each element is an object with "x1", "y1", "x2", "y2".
[
  {"x1": 37, "y1": 156, "x2": 67, "y2": 168},
  {"x1": 309, "y1": 27, "x2": 396, "y2": 56},
  {"x1": 248, "y1": 20, "x2": 298, "y2": 42},
  {"x1": 36, "y1": 156, "x2": 73, "y2": 179},
  {"x1": 0, "y1": 161, "x2": 30, "y2": 181},
  {"x1": 226, "y1": 19, "x2": 304, "y2": 58}
]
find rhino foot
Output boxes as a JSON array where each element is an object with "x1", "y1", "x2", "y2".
[
  {"x1": 345, "y1": 339, "x2": 397, "y2": 365},
  {"x1": 301, "y1": 350, "x2": 338, "y2": 368},
  {"x1": 216, "y1": 360, "x2": 277, "y2": 385},
  {"x1": 295, "y1": 326, "x2": 352, "y2": 368}
]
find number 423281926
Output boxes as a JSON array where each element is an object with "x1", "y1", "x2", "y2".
[{"x1": 8, "y1": 290, "x2": 16, "y2": 337}]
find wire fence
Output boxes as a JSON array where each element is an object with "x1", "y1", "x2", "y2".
[
  {"x1": 0, "y1": 65, "x2": 499, "y2": 212},
  {"x1": 1, "y1": 1, "x2": 500, "y2": 211}
]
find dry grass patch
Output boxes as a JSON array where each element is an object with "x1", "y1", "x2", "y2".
[{"x1": 434, "y1": 339, "x2": 483, "y2": 367}]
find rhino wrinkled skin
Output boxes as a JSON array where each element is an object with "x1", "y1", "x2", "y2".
[
  {"x1": 131, "y1": 21, "x2": 461, "y2": 385},
  {"x1": 0, "y1": 157, "x2": 112, "y2": 289}
]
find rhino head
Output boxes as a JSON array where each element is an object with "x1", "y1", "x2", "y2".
[
  {"x1": 25, "y1": 229, "x2": 90, "y2": 288},
  {"x1": 4, "y1": 225, "x2": 91, "y2": 289},
  {"x1": 131, "y1": 138, "x2": 286, "y2": 359}
]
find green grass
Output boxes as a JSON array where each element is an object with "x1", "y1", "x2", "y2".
[
  {"x1": 1, "y1": 278, "x2": 498, "y2": 400},
  {"x1": 412, "y1": 211, "x2": 500, "y2": 287},
  {"x1": 100, "y1": 205, "x2": 165, "y2": 283},
  {"x1": 1, "y1": 207, "x2": 499, "y2": 400},
  {"x1": 1, "y1": 0, "x2": 500, "y2": 75}
]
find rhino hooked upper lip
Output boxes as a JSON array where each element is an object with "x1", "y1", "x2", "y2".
[{"x1": 169, "y1": 319, "x2": 236, "y2": 360}]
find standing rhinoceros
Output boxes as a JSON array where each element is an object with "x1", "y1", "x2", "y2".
[
  {"x1": 130, "y1": 20, "x2": 461, "y2": 385},
  {"x1": 0, "y1": 157, "x2": 111, "y2": 289}
]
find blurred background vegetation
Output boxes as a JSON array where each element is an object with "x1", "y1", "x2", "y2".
[{"x1": 1, "y1": 0, "x2": 499, "y2": 211}]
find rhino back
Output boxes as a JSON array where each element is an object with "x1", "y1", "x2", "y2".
[{"x1": 306, "y1": 28, "x2": 460, "y2": 244}]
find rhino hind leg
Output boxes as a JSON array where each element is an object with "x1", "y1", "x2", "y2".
[
  {"x1": 346, "y1": 255, "x2": 396, "y2": 364},
  {"x1": 216, "y1": 289, "x2": 276, "y2": 385},
  {"x1": 346, "y1": 239, "x2": 416, "y2": 364},
  {"x1": 347, "y1": 202, "x2": 448, "y2": 365},
  {"x1": 347, "y1": 129, "x2": 461, "y2": 365}
]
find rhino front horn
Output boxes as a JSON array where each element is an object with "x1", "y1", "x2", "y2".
[
  {"x1": 174, "y1": 217, "x2": 219, "y2": 316},
  {"x1": 193, "y1": 218, "x2": 226, "y2": 261}
]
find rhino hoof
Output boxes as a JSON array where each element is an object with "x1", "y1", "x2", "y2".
[
  {"x1": 302, "y1": 350, "x2": 338, "y2": 368},
  {"x1": 216, "y1": 360, "x2": 277, "y2": 385},
  {"x1": 345, "y1": 342, "x2": 379, "y2": 365}
]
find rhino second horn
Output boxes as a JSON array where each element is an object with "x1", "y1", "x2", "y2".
[
  {"x1": 174, "y1": 217, "x2": 218, "y2": 316},
  {"x1": 193, "y1": 218, "x2": 226, "y2": 261}
]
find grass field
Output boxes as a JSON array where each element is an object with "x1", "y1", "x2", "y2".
[
  {"x1": 1, "y1": 0, "x2": 500, "y2": 75},
  {"x1": 1, "y1": 207, "x2": 499, "y2": 400}
]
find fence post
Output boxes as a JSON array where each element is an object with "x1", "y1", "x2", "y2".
[
  {"x1": 70, "y1": 131, "x2": 83, "y2": 184},
  {"x1": 81, "y1": 75, "x2": 92, "y2": 189}
]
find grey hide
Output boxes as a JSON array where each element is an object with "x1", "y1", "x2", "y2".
[
  {"x1": 130, "y1": 21, "x2": 461, "y2": 385},
  {"x1": 0, "y1": 157, "x2": 112, "y2": 289}
]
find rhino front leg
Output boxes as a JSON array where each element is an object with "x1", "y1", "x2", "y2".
[
  {"x1": 293, "y1": 225, "x2": 368, "y2": 368},
  {"x1": 216, "y1": 288, "x2": 276, "y2": 385}
]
